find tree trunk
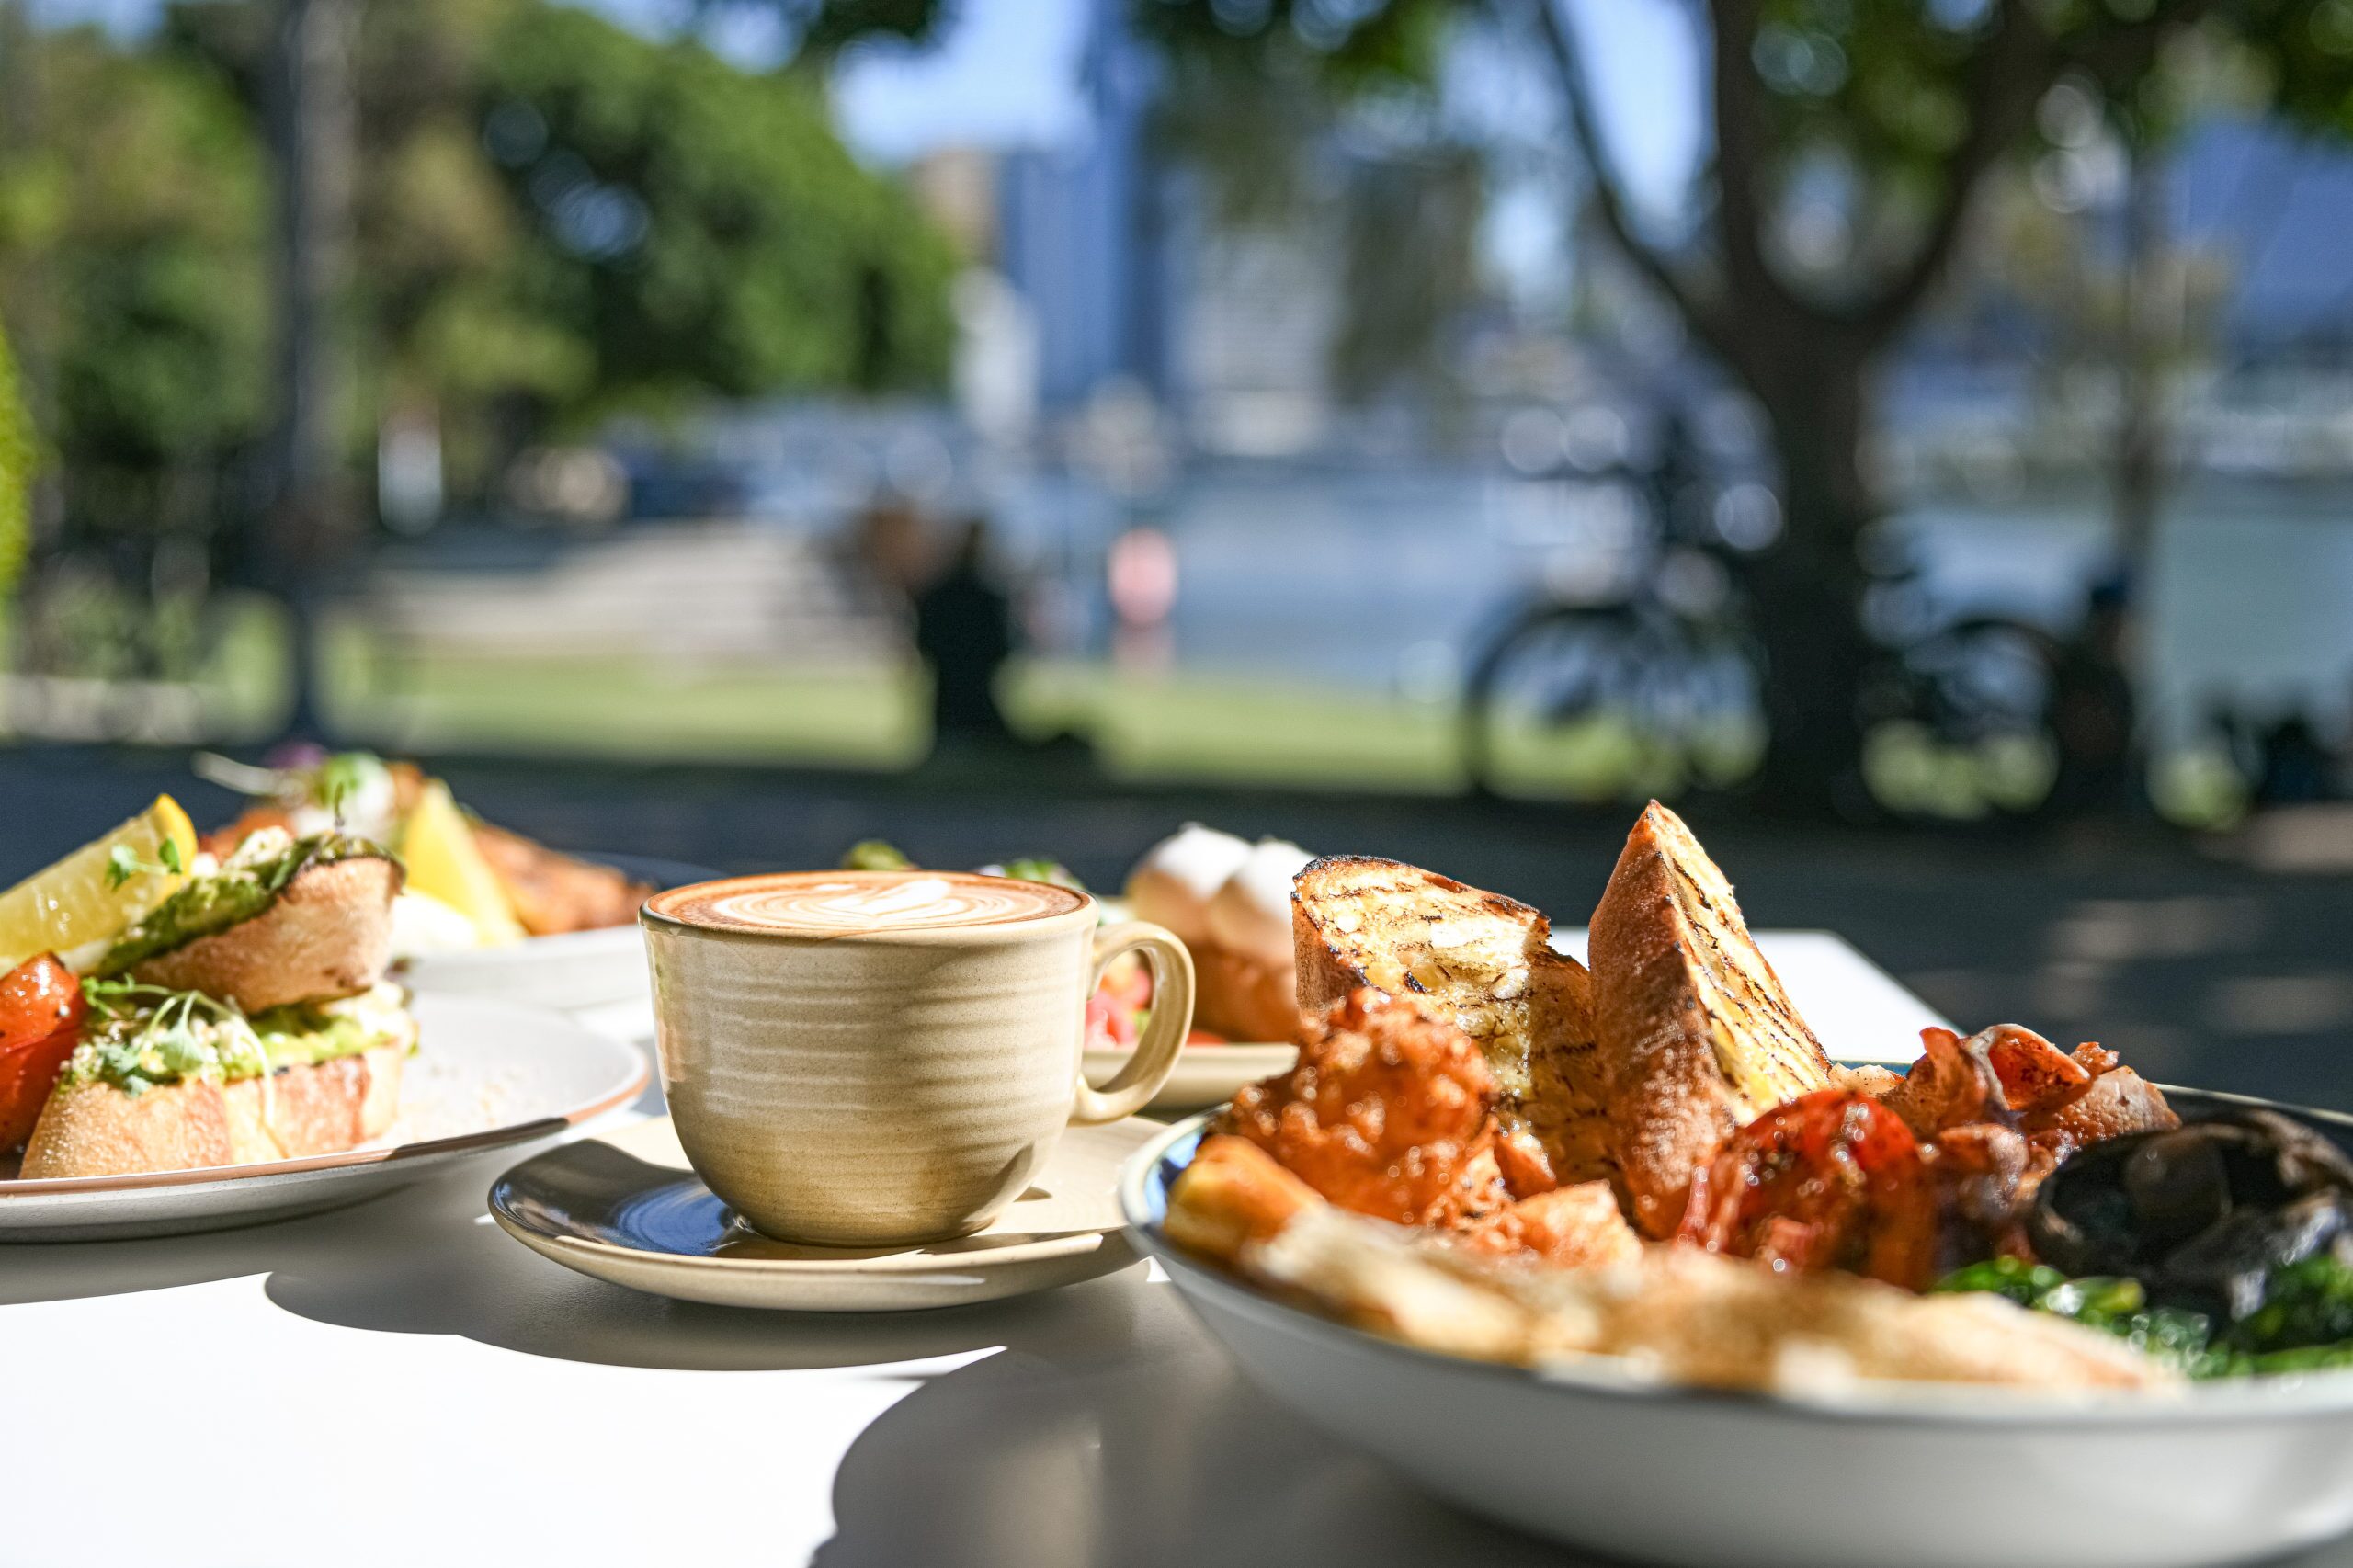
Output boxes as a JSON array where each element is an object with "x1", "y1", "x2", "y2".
[
  {"x1": 265, "y1": 0, "x2": 360, "y2": 744},
  {"x1": 2111, "y1": 138, "x2": 2165, "y2": 590},
  {"x1": 1744, "y1": 350, "x2": 1878, "y2": 819}
]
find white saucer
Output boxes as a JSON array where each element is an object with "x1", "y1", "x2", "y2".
[
  {"x1": 1085, "y1": 1041, "x2": 1296, "y2": 1113},
  {"x1": 489, "y1": 1115, "x2": 1158, "y2": 1312}
]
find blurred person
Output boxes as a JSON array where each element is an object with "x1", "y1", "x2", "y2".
[
  {"x1": 2046, "y1": 576, "x2": 2140, "y2": 816},
  {"x1": 850, "y1": 494, "x2": 930, "y2": 603},
  {"x1": 914, "y1": 517, "x2": 1016, "y2": 746},
  {"x1": 1107, "y1": 525, "x2": 1176, "y2": 671},
  {"x1": 2253, "y1": 708, "x2": 2336, "y2": 807}
]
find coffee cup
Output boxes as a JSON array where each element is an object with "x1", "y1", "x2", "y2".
[{"x1": 641, "y1": 869, "x2": 1195, "y2": 1246}]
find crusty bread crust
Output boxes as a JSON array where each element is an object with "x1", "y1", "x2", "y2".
[
  {"x1": 130, "y1": 857, "x2": 402, "y2": 1013},
  {"x1": 20, "y1": 1044, "x2": 407, "y2": 1179},
  {"x1": 1291, "y1": 855, "x2": 1607, "y2": 1178},
  {"x1": 1192, "y1": 942, "x2": 1304, "y2": 1043},
  {"x1": 1590, "y1": 802, "x2": 1835, "y2": 1237}
]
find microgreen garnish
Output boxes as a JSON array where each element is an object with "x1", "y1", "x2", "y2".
[
  {"x1": 104, "y1": 838, "x2": 184, "y2": 890},
  {"x1": 73, "y1": 980, "x2": 260, "y2": 1096}
]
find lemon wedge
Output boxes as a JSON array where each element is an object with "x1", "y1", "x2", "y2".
[
  {"x1": 0, "y1": 795, "x2": 199, "y2": 972},
  {"x1": 399, "y1": 779, "x2": 524, "y2": 946}
]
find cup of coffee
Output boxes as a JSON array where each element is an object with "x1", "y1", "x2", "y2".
[{"x1": 641, "y1": 869, "x2": 1195, "y2": 1247}]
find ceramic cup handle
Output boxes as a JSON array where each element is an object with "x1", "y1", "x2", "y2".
[{"x1": 1070, "y1": 922, "x2": 1196, "y2": 1124}]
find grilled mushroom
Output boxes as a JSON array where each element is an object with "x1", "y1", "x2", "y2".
[{"x1": 2030, "y1": 1109, "x2": 2353, "y2": 1319}]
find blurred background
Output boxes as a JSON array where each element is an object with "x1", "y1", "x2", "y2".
[{"x1": 4, "y1": 0, "x2": 2353, "y2": 1099}]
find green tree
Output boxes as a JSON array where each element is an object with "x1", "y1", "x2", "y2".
[
  {"x1": 483, "y1": 3, "x2": 956, "y2": 416},
  {"x1": 4, "y1": 28, "x2": 269, "y2": 550},
  {"x1": 0, "y1": 319, "x2": 30, "y2": 606},
  {"x1": 1124, "y1": 0, "x2": 2353, "y2": 813},
  {"x1": 165, "y1": 0, "x2": 958, "y2": 499}
]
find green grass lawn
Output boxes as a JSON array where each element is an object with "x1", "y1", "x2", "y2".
[
  {"x1": 322, "y1": 643, "x2": 1478, "y2": 790},
  {"x1": 0, "y1": 596, "x2": 1689, "y2": 799}
]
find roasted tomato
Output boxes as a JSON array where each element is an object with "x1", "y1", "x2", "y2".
[
  {"x1": 0, "y1": 954, "x2": 86, "y2": 1150},
  {"x1": 1677, "y1": 1088, "x2": 1938, "y2": 1290}
]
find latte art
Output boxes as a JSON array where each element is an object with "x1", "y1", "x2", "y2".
[{"x1": 650, "y1": 871, "x2": 1086, "y2": 936}]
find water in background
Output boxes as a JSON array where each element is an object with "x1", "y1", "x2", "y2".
[{"x1": 1064, "y1": 471, "x2": 2353, "y2": 744}]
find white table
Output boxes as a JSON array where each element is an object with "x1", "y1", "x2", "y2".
[{"x1": 10, "y1": 937, "x2": 2341, "y2": 1568}]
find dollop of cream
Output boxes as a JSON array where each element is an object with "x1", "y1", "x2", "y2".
[
  {"x1": 1125, "y1": 824, "x2": 1253, "y2": 948},
  {"x1": 1205, "y1": 838, "x2": 1316, "y2": 965}
]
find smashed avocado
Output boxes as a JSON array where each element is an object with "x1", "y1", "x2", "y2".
[
  {"x1": 248, "y1": 998, "x2": 393, "y2": 1071},
  {"x1": 95, "y1": 832, "x2": 386, "y2": 977}
]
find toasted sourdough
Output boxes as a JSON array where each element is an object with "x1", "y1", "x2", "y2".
[
  {"x1": 1292, "y1": 856, "x2": 1608, "y2": 1177},
  {"x1": 20, "y1": 1044, "x2": 406, "y2": 1179},
  {"x1": 1590, "y1": 802, "x2": 1836, "y2": 1236},
  {"x1": 129, "y1": 857, "x2": 402, "y2": 1013},
  {"x1": 1193, "y1": 943, "x2": 1305, "y2": 1044}
]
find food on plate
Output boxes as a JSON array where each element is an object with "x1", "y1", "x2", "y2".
[
  {"x1": 2029, "y1": 1109, "x2": 2353, "y2": 1320},
  {"x1": 1588, "y1": 801, "x2": 1837, "y2": 1235},
  {"x1": 197, "y1": 750, "x2": 652, "y2": 948},
  {"x1": 1175, "y1": 1185, "x2": 2170, "y2": 1391},
  {"x1": 398, "y1": 778, "x2": 527, "y2": 947},
  {"x1": 92, "y1": 828, "x2": 401, "y2": 1013},
  {"x1": 1129, "y1": 826, "x2": 1311, "y2": 1043},
  {"x1": 0, "y1": 806, "x2": 418, "y2": 1182},
  {"x1": 1222, "y1": 987, "x2": 1542, "y2": 1229},
  {"x1": 0, "y1": 954, "x2": 89, "y2": 1147},
  {"x1": 1161, "y1": 800, "x2": 2353, "y2": 1392},
  {"x1": 1292, "y1": 855, "x2": 1605, "y2": 1181},
  {"x1": 0, "y1": 796, "x2": 198, "y2": 973},
  {"x1": 20, "y1": 976, "x2": 412, "y2": 1178}
]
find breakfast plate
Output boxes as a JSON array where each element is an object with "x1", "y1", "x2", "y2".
[
  {"x1": 398, "y1": 851, "x2": 716, "y2": 1010},
  {"x1": 490, "y1": 1114, "x2": 1157, "y2": 1311},
  {"x1": 0, "y1": 994, "x2": 646, "y2": 1242},
  {"x1": 1085, "y1": 1041, "x2": 1297, "y2": 1114},
  {"x1": 1122, "y1": 1093, "x2": 2353, "y2": 1568}
]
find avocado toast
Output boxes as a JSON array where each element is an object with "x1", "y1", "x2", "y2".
[{"x1": 0, "y1": 817, "x2": 416, "y2": 1181}]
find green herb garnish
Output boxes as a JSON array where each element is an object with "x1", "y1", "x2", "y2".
[{"x1": 103, "y1": 838, "x2": 183, "y2": 890}]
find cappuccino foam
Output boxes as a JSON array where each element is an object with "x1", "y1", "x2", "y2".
[{"x1": 649, "y1": 871, "x2": 1086, "y2": 936}]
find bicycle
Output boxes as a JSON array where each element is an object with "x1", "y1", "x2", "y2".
[{"x1": 1460, "y1": 412, "x2": 2076, "y2": 818}]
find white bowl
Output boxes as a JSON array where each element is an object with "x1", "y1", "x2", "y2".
[
  {"x1": 1120, "y1": 1099, "x2": 2353, "y2": 1568},
  {"x1": 401, "y1": 924, "x2": 649, "y2": 1009}
]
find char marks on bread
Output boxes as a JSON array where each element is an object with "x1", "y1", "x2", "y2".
[
  {"x1": 1290, "y1": 856, "x2": 1609, "y2": 1181},
  {"x1": 1587, "y1": 801, "x2": 1836, "y2": 1237}
]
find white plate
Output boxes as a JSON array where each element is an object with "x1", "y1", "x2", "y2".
[
  {"x1": 491, "y1": 1114, "x2": 1157, "y2": 1312},
  {"x1": 0, "y1": 994, "x2": 647, "y2": 1243},
  {"x1": 1085, "y1": 1042, "x2": 1295, "y2": 1114},
  {"x1": 401, "y1": 924, "x2": 649, "y2": 1009},
  {"x1": 1122, "y1": 1099, "x2": 2353, "y2": 1568}
]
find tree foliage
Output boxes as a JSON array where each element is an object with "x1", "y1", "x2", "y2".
[
  {"x1": 2, "y1": 0, "x2": 958, "y2": 528},
  {"x1": 0, "y1": 318, "x2": 31, "y2": 601},
  {"x1": 1133, "y1": 0, "x2": 2353, "y2": 811},
  {"x1": 1, "y1": 27, "x2": 269, "y2": 536}
]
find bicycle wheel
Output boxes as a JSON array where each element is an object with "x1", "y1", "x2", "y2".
[
  {"x1": 1463, "y1": 604, "x2": 1765, "y2": 801},
  {"x1": 1861, "y1": 617, "x2": 2063, "y2": 818}
]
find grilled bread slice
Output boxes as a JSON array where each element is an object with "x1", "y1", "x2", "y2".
[
  {"x1": 1589, "y1": 801, "x2": 1836, "y2": 1236},
  {"x1": 20, "y1": 1043, "x2": 406, "y2": 1179},
  {"x1": 127, "y1": 856, "x2": 401, "y2": 1014},
  {"x1": 1291, "y1": 856, "x2": 1608, "y2": 1177}
]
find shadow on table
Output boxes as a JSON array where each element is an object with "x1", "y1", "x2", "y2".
[
  {"x1": 7, "y1": 1131, "x2": 1150, "y2": 1373},
  {"x1": 807, "y1": 1278, "x2": 1607, "y2": 1568},
  {"x1": 10, "y1": 1134, "x2": 1608, "y2": 1563}
]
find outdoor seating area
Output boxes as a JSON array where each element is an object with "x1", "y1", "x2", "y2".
[{"x1": 6, "y1": 4, "x2": 2353, "y2": 1566}]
